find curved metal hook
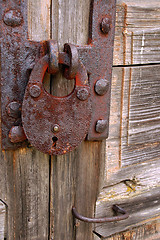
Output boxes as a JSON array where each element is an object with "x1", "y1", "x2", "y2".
[{"x1": 72, "y1": 205, "x2": 129, "y2": 223}]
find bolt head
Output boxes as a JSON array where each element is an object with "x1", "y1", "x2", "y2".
[
  {"x1": 95, "y1": 79, "x2": 109, "y2": 96},
  {"x1": 29, "y1": 85, "x2": 41, "y2": 98},
  {"x1": 52, "y1": 124, "x2": 59, "y2": 133},
  {"x1": 77, "y1": 88, "x2": 89, "y2": 101},
  {"x1": 96, "y1": 120, "x2": 108, "y2": 133},
  {"x1": 100, "y1": 18, "x2": 110, "y2": 34},
  {"x1": 3, "y1": 9, "x2": 23, "y2": 27},
  {"x1": 7, "y1": 101, "x2": 21, "y2": 118},
  {"x1": 9, "y1": 126, "x2": 26, "y2": 143}
]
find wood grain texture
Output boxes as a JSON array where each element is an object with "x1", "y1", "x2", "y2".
[
  {"x1": 28, "y1": 0, "x2": 51, "y2": 41},
  {"x1": 113, "y1": 0, "x2": 160, "y2": 65},
  {"x1": 94, "y1": 66, "x2": 160, "y2": 238},
  {"x1": 0, "y1": 1, "x2": 50, "y2": 239},
  {"x1": 49, "y1": 2, "x2": 105, "y2": 239},
  {"x1": 0, "y1": 200, "x2": 6, "y2": 239},
  {"x1": 95, "y1": 186, "x2": 160, "y2": 238},
  {"x1": 120, "y1": 65, "x2": 160, "y2": 167},
  {"x1": 104, "y1": 219, "x2": 160, "y2": 240},
  {"x1": 94, "y1": 0, "x2": 160, "y2": 238},
  {"x1": 105, "y1": 65, "x2": 160, "y2": 181}
]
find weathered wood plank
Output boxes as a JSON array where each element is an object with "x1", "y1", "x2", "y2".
[
  {"x1": 128, "y1": 67, "x2": 160, "y2": 146},
  {"x1": 0, "y1": 200, "x2": 6, "y2": 239},
  {"x1": 95, "y1": 187, "x2": 160, "y2": 238},
  {"x1": 121, "y1": 65, "x2": 160, "y2": 166},
  {"x1": 0, "y1": 1, "x2": 51, "y2": 239},
  {"x1": 106, "y1": 65, "x2": 160, "y2": 177},
  {"x1": 95, "y1": 64, "x2": 160, "y2": 237},
  {"x1": 113, "y1": 0, "x2": 160, "y2": 65},
  {"x1": 104, "y1": 219, "x2": 160, "y2": 240},
  {"x1": 94, "y1": 1, "x2": 160, "y2": 238},
  {"x1": 1, "y1": 149, "x2": 50, "y2": 239},
  {"x1": 28, "y1": 0, "x2": 51, "y2": 41},
  {"x1": 105, "y1": 158, "x2": 160, "y2": 190},
  {"x1": 49, "y1": 1, "x2": 105, "y2": 239}
]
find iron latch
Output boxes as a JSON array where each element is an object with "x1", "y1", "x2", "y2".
[{"x1": 1, "y1": 0, "x2": 116, "y2": 155}]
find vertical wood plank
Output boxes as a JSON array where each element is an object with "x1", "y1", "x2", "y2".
[
  {"x1": 0, "y1": 200, "x2": 6, "y2": 239},
  {"x1": 94, "y1": 0, "x2": 160, "y2": 239},
  {"x1": 49, "y1": 1, "x2": 105, "y2": 239},
  {"x1": 0, "y1": 1, "x2": 51, "y2": 239}
]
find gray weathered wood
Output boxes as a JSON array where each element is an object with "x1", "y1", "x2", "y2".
[
  {"x1": 110, "y1": 65, "x2": 160, "y2": 168},
  {"x1": 0, "y1": 149, "x2": 49, "y2": 239},
  {"x1": 49, "y1": 2, "x2": 105, "y2": 239},
  {"x1": 0, "y1": 201, "x2": 6, "y2": 239},
  {"x1": 94, "y1": 0, "x2": 160, "y2": 238},
  {"x1": 113, "y1": 0, "x2": 160, "y2": 65},
  {"x1": 104, "y1": 219, "x2": 160, "y2": 240},
  {"x1": 95, "y1": 186, "x2": 160, "y2": 238},
  {"x1": 103, "y1": 65, "x2": 160, "y2": 184},
  {"x1": 0, "y1": 1, "x2": 50, "y2": 239},
  {"x1": 2, "y1": 0, "x2": 160, "y2": 239}
]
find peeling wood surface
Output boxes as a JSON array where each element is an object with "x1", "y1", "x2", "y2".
[{"x1": 95, "y1": 0, "x2": 160, "y2": 239}]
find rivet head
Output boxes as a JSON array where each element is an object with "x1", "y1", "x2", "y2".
[
  {"x1": 7, "y1": 101, "x2": 21, "y2": 118},
  {"x1": 95, "y1": 79, "x2": 109, "y2": 96},
  {"x1": 29, "y1": 85, "x2": 41, "y2": 98},
  {"x1": 100, "y1": 18, "x2": 110, "y2": 34},
  {"x1": 3, "y1": 9, "x2": 23, "y2": 27},
  {"x1": 96, "y1": 120, "x2": 108, "y2": 133},
  {"x1": 77, "y1": 88, "x2": 89, "y2": 101},
  {"x1": 9, "y1": 126, "x2": 26, "y2": 143},
  {"x1": 52, "y1": 124, "x2": 59, "y2": 133}
]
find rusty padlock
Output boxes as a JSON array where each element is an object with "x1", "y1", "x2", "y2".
[{"x1": 22, "y1": 43, "x2": 91, "y2": 155}]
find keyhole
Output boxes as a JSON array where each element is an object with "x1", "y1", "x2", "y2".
[{"x1": 52, "y1": 136, "x2": 58, "y2": 147}]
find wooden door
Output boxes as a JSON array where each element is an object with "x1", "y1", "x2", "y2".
[
  {"x1": 0, "y1": 0, "x2": 104, "y2": 239},
  {"x1": 94, "y1": 0, "x2": 160, "y2": 239},
  {"x1": 1, "y1": 0, "x2": 160, "y2": 240}
]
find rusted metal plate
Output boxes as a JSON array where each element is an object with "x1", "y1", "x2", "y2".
[
  {"x1": 22, "y1": 55, "x2": 91, "y2": 155},
  {"x1": 1, "y1": 0, "x2": 116, "y2": 153},
  {"x1": 0, "y1": 0, "x2": 46, "y2": 149},
  {"x1": 77, "y1": 0, "x2": 116, "y2": 140}
]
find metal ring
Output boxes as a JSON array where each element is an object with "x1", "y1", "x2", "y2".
[
  {"x1": 63, "y1": 43, "x2": 79, "y2": 79},
  {"x1": 72, "y1": 205, "x2": 129, "y2": 223},
  {"x1": 47, "y1": 40, "x2": 59, "y2": 74}
]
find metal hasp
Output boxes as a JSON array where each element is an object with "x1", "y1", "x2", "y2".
[
  {"x1": 1, "y1": 0, "x2": 116, "y2": 154},
  {"x1": 77, "y1": 0, "x2": 116, "y2": 141},
  {"x1": 0, "y1": 0, "x2": 47, "y2": 149}
]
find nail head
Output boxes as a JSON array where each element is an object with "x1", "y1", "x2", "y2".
[
  {"x1": 77, "y1": 88, "x2": 89, "y2": 101},
  {"x1": 29, "y1": 85, "x2": 41, "y2": 98},
  {"x1": 3, "y1": 9, "x2": 23, "y2": 27},
  {"x1": 100, "y1": 18, "x2": 110, "y2": 34},
  {"x1": 95, "y1": 79, "x2": 109, "y2": 96}
]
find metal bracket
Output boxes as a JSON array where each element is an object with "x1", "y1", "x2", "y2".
[{"x1": 1, "y1": 0, "x2": 116, "y2": 154}]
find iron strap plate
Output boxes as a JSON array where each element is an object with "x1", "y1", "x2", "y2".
[
  {"x1": 78, "y1": 0, "x2": 116, "y2": 140},
  {"x1": 0, "y1": 0, "x2": 46, "y2": 149},
  {"x1": 0, "y1": 0, "x2": 116, "y2": 154}
]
